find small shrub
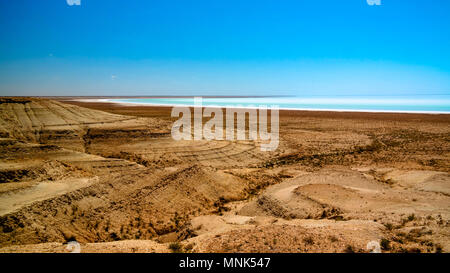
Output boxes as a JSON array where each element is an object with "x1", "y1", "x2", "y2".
[
  {"x1": 384, "y1": 223, "x2": 394, "y2": 231},
  {"x1": 407, "y1": 214, "x2": 416, "y2": 222},
  {"x1": 110, "y1": 232, "x2": 120, "y2": 241},
  {"x1": 169, "y1": 242, "x2": 183, "y2": 253},
  {"x1": 380, "y1": 238, "x2": 390, "y2": 251},
  {"x1": 184, "y1": 243, "x2": 194, "y2": 252},
  {"x1": 344, "y1": 245, "x2": 355, "y2": 253},
  {"x1": 303, "y1": 236, "x2": 314, "y2": 245},
  {"x1": 401, "y1": 213, "x2": 417, "y2": 225}
]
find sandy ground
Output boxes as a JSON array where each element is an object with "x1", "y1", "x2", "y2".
[
  {"x1": 0, "y1": 178, "x2": 95, "y2": 216},
  {"x1": 0, "y1": 97, "x2": 448, "y2": 253}
]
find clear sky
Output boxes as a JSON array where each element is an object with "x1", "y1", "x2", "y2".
[{"x1": 0, "y1": 0, "x2": 449, "y2": 96}]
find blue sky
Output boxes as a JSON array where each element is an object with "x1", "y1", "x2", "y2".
[{"x1": 0, "y1": 0, "x2": 449, "y2": 96}]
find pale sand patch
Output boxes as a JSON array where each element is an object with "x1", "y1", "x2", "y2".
[
  {"x1": 385, "y1": 170, "x2": 450, "y2": 195},
  {"x1": 0, "y1": 177, "x2": 96, "y2": 216}
]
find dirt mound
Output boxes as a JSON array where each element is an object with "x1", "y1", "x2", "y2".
[
  {"x1": 0, "y1": 165, "x2": 284, "y2": 247},
  {"x1": 0, "y1": 239, "x2": 169, "y2": 253},
  {"x1": 0, "y1": 98, "x2": 168, "y2": 152},
  {"x1": 0, "y1": 160, "x2": 88, "y2": 183},
  {"x1": 0, "y1": 137, "x2": 143, "y2": 183},
  {"x1": 384, "y1": 170, "x2": 450, "y2": 195},
  {"x1": 239, "y1": 169, "x2": 386, "y2": 219},
  {"x1": 195, "y1": 222, "x2": 382, "y2": 253},
  {"x1": 0, "y1": 98, "x2": 121, "y2": 149}
]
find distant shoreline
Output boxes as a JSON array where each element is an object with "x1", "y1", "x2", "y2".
[{"x1": 62, "y1": 97, "x2": 450, "y2": 115}]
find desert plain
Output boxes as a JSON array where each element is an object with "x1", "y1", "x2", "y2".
[{"x1": 0, "y1": 97, "x2": 449, "y2": 253}]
